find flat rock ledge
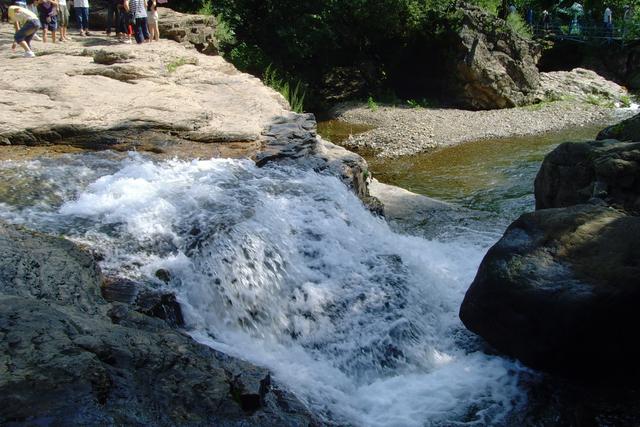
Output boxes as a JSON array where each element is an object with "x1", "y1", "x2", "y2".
[
  {"x1": 0, "y1": 222, "x2": 318, "y2": 426},
  {"x1": 0, "y1": 24, "x2": 288, "y2": 148}
]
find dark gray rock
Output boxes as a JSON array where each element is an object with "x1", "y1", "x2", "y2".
[
  {"x1": 535, "y1": 139, "x2": 640, "y2": 214},
  {"x1": 597, "y1": 113, "x2": 640, "y2": 142},
  {"x1": 259, "y1": 113, "x2": 383, "y2": 214},
  {"x1": 447, "y1": 2, "x2": 541, "y2": 110},
  {"x1": 0, "y1": 223, "x2": 317, "y2": 426},
  {"x1": 460, "y1": 204, "x2": 640, "y2": 381}
]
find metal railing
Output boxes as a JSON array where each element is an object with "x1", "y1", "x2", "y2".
[{"x1": 531, "y1": 22, "x2": 638, "y2": 46}]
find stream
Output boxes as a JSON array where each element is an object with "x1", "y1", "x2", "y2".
[{"x1": 0, "y1": 123, "x2": 612, "y2": 426}]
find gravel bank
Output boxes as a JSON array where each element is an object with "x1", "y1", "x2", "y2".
[{"x1": 333, "y1": 101, "x2": 638, "y2": 157}]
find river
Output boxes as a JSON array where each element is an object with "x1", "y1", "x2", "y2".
[{"x1": 0, "y1": 123, "x2": 612, "y2": 425}]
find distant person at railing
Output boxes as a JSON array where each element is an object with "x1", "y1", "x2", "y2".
[
  {"x1": 603, "y1": 6, "x2": 613, "y2": 30},
  {"x1": 526, "y1": 7, "x2": 534, "y2": 27},
  {"x1": 542, "y1": 9, "x2": 550, "y2": 31}
]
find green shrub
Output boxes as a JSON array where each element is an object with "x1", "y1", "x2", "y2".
[
  {"x1": 197, "y1": 0, "x2": 213, "y2": 16},
  {"x1": 263, "y1": 65, "x2": 306, "y2": 113},
  {"x1": 506, "y1": 12, "x2": 532, "y2": 39},
  {"x1": 367, "y1": 96, "x2": 379, "y2": 112}
]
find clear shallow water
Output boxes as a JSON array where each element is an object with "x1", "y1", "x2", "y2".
[{"x1": 0, "y1": 152, "x2": 525, "y2": 426}]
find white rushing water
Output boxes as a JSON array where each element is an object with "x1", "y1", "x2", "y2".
[{"x1": 0, "y1": 153, "x2": 526, "y2": 426}]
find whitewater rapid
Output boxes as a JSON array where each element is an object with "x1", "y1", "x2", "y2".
[{"x1": 0, "y1": 153, "x2": 526, "y2": 426}]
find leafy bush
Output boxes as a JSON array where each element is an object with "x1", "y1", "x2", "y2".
[
  {"x1": 506, "y1": 11, "x2": 532, "y2": 39},
  {"x1": 367, "y1": 96, "x2": 379, "y2": 112},
  {"x1": 263, "y1": 65, "x2": 306, "y2": 113},
  {"x1": 197, "y1": 0, "x2": 213, "y2": 16}
]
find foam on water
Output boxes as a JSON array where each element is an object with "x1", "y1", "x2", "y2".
[{"x1": 0, "y1": 153, "x2": 526, "y2": 426}]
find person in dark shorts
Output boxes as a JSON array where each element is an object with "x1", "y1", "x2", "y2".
[
  {"x1": 1, "y1": 0, "x2": 10, "y2": 23},
  {"x1": 37, "y1": 0, "x2": 58, "y2": 43},
  {"x1": 8, "y1": 3, "x2": 41, "y2": 57}
]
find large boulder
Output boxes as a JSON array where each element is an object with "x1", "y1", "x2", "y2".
[
  {"x1": 536, "y1": 68, "x2": 630, "y2": 106},
  {"x1": 460, "y1": 204, "x2": 640, "y2": 381},
  {"x1": 597, "y1": 112, "x2": 640, "y2": 142},
  {"x1": 0, "y1": 223, "x2": 317, "y2": 425},
  {"x1": 447, "y1": 2, "x2": 541, "y2": 109},
  {"x1": 534, "y1": 139, "x2": 640, "y2": 214},
  {"x1": 158, "y1": 8, "x2": 219, "y2": 55}
]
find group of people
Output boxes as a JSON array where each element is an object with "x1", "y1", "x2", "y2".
[
  {"x1": 104, "y1": 0, "x2": 163, "y2": 45},
  {"x1": 3, "y1": 0, "x2": 164, "y2": 58},
  {"x1": 506, "y1": 2, "x2": 635, "y2": 36}
]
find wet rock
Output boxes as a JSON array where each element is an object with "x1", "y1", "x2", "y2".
[
  {"x1": 135, "y1": 289, "x2": 185, "y2": 328},
  {"x1": 460, "y1": 204, "x2": 640, "y2": 381},
  {"x1": 0, "y1": 222, "x2": 318, "y2": 425},
  {"x1": 535, "y1": 139, "x2": 640, "y2": 214},
  {"x1": 0, "y1": 223, "x2": 104, "y2": 314},
  {"x1": 597, "y1": 112, "x2": 640, "y2": 142},
  {"x1": 447, "y1": 2, "x2": 541, "y2": 109},
  {"x1": 258, "y1": 113, "x2": 381, "y2": 212},
  {"x1": 155, "y1": 268, "x2": 172, "y2": 284}
]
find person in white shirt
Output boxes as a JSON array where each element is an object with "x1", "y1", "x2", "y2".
[
  {"x1": 74, "y1": 0, "x2": 88, "y2": 36},
  {"x1": 8, "y1": 3, "x2": 41, "y2": 57},
  {"x1": 603, "y1": 6, "x2": 613, "y2": 29},
  {"x1": 129, "y1": 0, "x2": 148, "y2": 44}
]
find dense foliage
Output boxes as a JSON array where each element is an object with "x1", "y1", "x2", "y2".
[{"x1": 171, "y1": 0, "x2": 639, "y2": 110}]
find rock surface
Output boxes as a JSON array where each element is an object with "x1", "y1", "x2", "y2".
[
  {"x1": 460, "y1": 204, "x2": 640, "y2": 381},
  {"x1": 0, "y1": 222, "x2": 317, "y2": 425},
  {"x1": 0, "y1": 25, "x2": 287, "y2": 148},
  {"x1": 461, "y1": 121, "x2": 640, "y2": 382},
  {"x1": 597, "y1": 112, "x2": 640, "y2": 142},
  {"x1": 535, "y1": 139, "x2": 640, "y2": 214},
  {"x1": 447, "y1": 2, "x2": 541, "y2": 110},
  {"x1": 536, "y1": 68, "x2": 630, "y2": 105},
  {"x1": 158, "y1": 8, "x2": 219, "y2": 55},
  {"x1": 258, "y1": 113, "x2": 382, "y2": 212}
]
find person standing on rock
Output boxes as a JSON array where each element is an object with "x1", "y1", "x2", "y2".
[
  {"x1": 56, "y1": 0, "x2": 69, "y2": 41},
  {"x1": 8, "y1": 2, "x2": 40, "y2": 57},
  {"x1": 603, "y1": 6, "x2": 613, "y2": 31},
  {"x1": 37, "y1": 0, "x2": 58, "y2": 43},
  {"x1": 73, "y1": 0, "x2": 88, "y2": 36},
  {"x1": 105, "y1": 0, "x2": 119, "y2": 37},
  {"x1": 129, "y1": 0, "x2": 148, "y2": 44},
  {"x1": 116, "y1": 0, "x2": 131, "y2": 43},
  {"x1": 146, "y1": 0, "x2": 158, "y2": 41}
]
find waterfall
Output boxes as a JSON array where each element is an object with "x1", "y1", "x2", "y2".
[{"x1": 0, "y1": 152, "x2": 526, "y2": 426}]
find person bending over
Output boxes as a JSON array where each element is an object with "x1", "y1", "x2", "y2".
[{"x1": 8, "y1": 2, "x2": 41, "y2": 57}]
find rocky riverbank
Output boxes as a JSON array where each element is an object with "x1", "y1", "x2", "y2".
[
  {"x1": 334, "y1": 70, "x2": 636, "y2": 158},
  {"x1": 334, "y1": 100, "x2": 636, "y2": 159}
]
